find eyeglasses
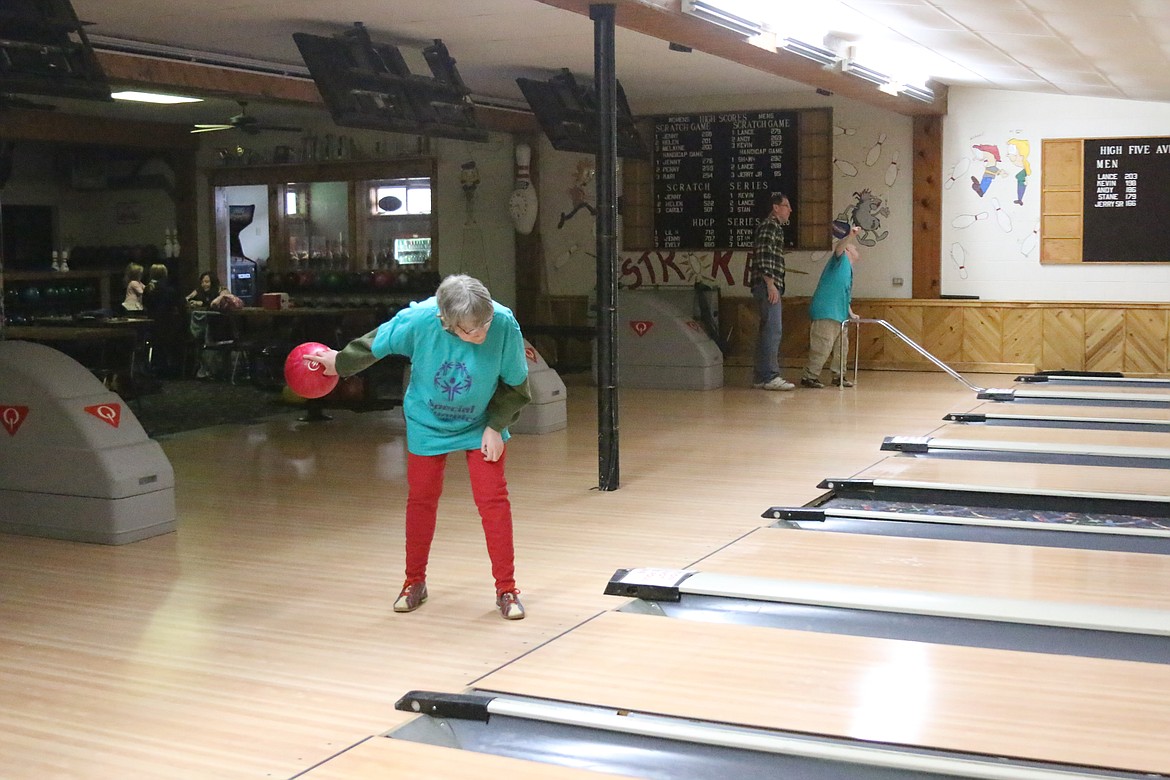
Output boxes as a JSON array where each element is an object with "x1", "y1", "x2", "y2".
[{"x1": 446, "y1": 316, "x2": 493, "y2": 337}]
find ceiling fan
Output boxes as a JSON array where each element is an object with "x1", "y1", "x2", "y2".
[{"x1": 191, "y1": 101, "x2": 302, "y2": 135}]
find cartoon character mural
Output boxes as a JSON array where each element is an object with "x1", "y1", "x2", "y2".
[
  {"x1": 970, "y1": 144, "x2": 1005, "y2": 197},
  {"x1": 558, "y1": 159, "x2": 597, "y2": 229},
  {"x1": 944, "y1": 131, "x2": 1038, "y2": 284},
  {"x1": 1005, "y1": 138, "x2": 1031, "y2": 205},
  {"x1": 837, "y1": 189, "x2": 889, "y2": 247}
]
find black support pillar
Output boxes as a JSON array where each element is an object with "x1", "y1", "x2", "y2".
[{"x1": 591, "y1": 3, "x2": 619, "y2": 490}]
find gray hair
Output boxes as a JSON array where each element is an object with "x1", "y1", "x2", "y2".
[{"x1": 436, "y1": 274, "x2": 494, "y2": 328}]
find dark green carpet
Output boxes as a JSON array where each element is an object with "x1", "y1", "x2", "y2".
[{"x1": 129, "y1": 379, "x2": 292, "y2": 437}]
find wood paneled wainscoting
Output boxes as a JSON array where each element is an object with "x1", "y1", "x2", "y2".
[
  {"x1": 725, "y1": 298, "x2": 1170, "y2": 376},
  {"x1": 524, "y1": 294, "x2": 1170, "y2": 377}
]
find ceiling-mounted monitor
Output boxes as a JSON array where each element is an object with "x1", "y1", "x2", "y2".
[
  {"x1": 293, "y1": 23, "x2": 488, "y2": 143},
  {"x1": 516, "y1": 69, "x2": 647, "y2": 159},
  {"x1": 0, "y1": 0, "x2": 111, "y2": 101}
]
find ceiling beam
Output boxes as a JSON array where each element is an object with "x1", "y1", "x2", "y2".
[
  {"x1": 94, "y1": 49, "x2": 539, "y2": 134},
  {"x1": 96, "y1": 50, "x2": 323, "y2": 105},
  {"x1": 533, "y1": 0, "x2": 947, "y2": 116},
  {"x1": 0, "y1": 106, "x2": 197, "y2": 149}
]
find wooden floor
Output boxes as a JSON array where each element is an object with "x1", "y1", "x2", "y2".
[{"x1": 0, "y1": 370, "x2": 1162, "y2": 778}]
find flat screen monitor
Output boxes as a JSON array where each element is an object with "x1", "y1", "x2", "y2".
[
  {"x1": 516, "y1": 70, "x2": 647, "y2": 159},
  {"x1": 0, "y1": 0, "x2": 111, "y2": 101},
  {"x1": 293, "y1": 25, "x2": 487, "y2": 142},
  {"x1": 394, "y1": 237, "x2": 431, "y2": 266}
]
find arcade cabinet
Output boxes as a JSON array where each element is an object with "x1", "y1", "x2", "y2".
[{"x1": 228, "y1": 204, "x2": 258, "y2": 305}]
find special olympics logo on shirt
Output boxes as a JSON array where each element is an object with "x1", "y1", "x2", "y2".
[{"x1": 434, "y1": 361, "x2": 473, "y2": 400}]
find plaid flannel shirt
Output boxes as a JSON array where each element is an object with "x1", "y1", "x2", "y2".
[{"x1": 750, "y1": 215, "x2": 786, "y2": 294}]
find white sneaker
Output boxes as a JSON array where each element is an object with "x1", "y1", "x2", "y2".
[{"x1": 753, "y1": 376, "x2": 795, "y2": 391}]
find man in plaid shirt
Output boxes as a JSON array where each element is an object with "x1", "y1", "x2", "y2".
[{"x1": 748, "y1": 192, "x2": 796, "y2": 390}]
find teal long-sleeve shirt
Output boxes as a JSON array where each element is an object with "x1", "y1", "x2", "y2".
[{"x1": 334, "y1": 297, "x2": 532, "y2": 455}]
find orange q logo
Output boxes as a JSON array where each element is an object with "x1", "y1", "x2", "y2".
[{"x1": 629, "y1": 320, "x2": 655, "y2": 337}]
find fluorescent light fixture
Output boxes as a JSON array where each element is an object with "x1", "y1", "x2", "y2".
[
  {"x1": 782, "y1": 38, "x2": 839, "y2": 66},
  {"x1": 112, "y1": 90, "x2": 202, "y2": 104},
  {"x1": 681, "y1": 0, "x2": 764, "y2": 38},
  {"x1": 875, "y1": 80, "x2": 934, "y2": 103},
  {"x1": 840, "y1": 60, "x2": 888, "y2": 87},
  {"x1": 900, "y1": 83, "x2": 935, "y2": 103}
]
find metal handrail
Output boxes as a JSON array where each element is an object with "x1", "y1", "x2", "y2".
[{"x1": 839, "y1": 318, "x2": 986, "y2": 393}]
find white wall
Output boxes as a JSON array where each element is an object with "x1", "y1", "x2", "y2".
[{"x1": 942, "y1": 87, "x2": 1170, "y2": 302}]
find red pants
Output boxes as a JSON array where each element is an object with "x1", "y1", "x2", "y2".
[{"x1": 404, "y1": 449, "x2": 516, "y2": 595}]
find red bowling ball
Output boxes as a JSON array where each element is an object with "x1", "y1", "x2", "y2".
[{"x1": 284, "y1": 342, "x2": 338, "y2": 399}]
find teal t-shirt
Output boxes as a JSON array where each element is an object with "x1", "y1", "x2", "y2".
[
  {"x1": 808, "y1": 252, "x2": 853, "y2": 323},
  {"x1": 370, "y1": 297, "x2": 528, "y2": 456}
]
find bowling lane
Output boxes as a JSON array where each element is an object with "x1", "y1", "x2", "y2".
[
  {"x1": 772, "y1": 457, "x2": 1170, "y2": 553},
  {"x1": 606, "y1": 530, "x2": 1170, "y2": 662},
  {"x1": 946, "y1": 401, "x2": 1170, "y2": 432},
  {"x1": 474, "y1": 611, "x2": 1170, "y2": 776},
  {"x1": 853, "y1": 456, "x2": 1170, "y2": 501},
  {"x1": 978, "y1": 384, "x2": 1170, "y2": 407},
  {"x1": 695, "y1": 528, "x2": 1170, "y2": 611},
  {"x1": 1016, "y1": 372, "x2": 1170, "y2": 389},
  {"x1": 881, "y1": 423, "x2": 1170, "y2": 467},
  {"x1": 641, "y1": 528, "x2": 1170, "y2": 659}
]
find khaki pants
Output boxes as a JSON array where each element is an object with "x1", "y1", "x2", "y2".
[{"x1": 804, "y1": 319, "x2": 848, "y2": 380}]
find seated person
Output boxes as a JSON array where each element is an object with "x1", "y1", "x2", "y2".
[
  {"x1": 121, "y1": 262, "x2": 145, "y2": 314},
  {"x1": 186, "y1": 271, "x2": 221, "y2": 309}
]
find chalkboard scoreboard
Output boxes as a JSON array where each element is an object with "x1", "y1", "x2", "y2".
[
  {"x1": 1082, "y1": 137, "x2": 1170, "y2": 262},
  {"x1": 653, "y1": 110, "x2": 799, "y2": 250}
]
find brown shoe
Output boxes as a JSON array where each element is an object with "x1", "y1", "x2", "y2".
[
  {"x1": 832, "y1": 375, "x2": 854, "y2": 387},
  {"x1": 393, "y1": 581, "x2": 428, "y2": 613},
  {"x1": 496, "y1": 589, "x2": 526, "y2": 620}
]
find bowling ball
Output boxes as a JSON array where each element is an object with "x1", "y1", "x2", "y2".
[
  {"x1": 284, "y1": 342, "x2": 338, "y2": 399},
  {"x1": 280, "y1": 385, "x2": 308, "y2": 406},
  {"x1": 372, "y1": 270, "x2": 391, "y2": 289},
  {"x1": 329, "y1": 375, "x2": 365, "y2": 403}
]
